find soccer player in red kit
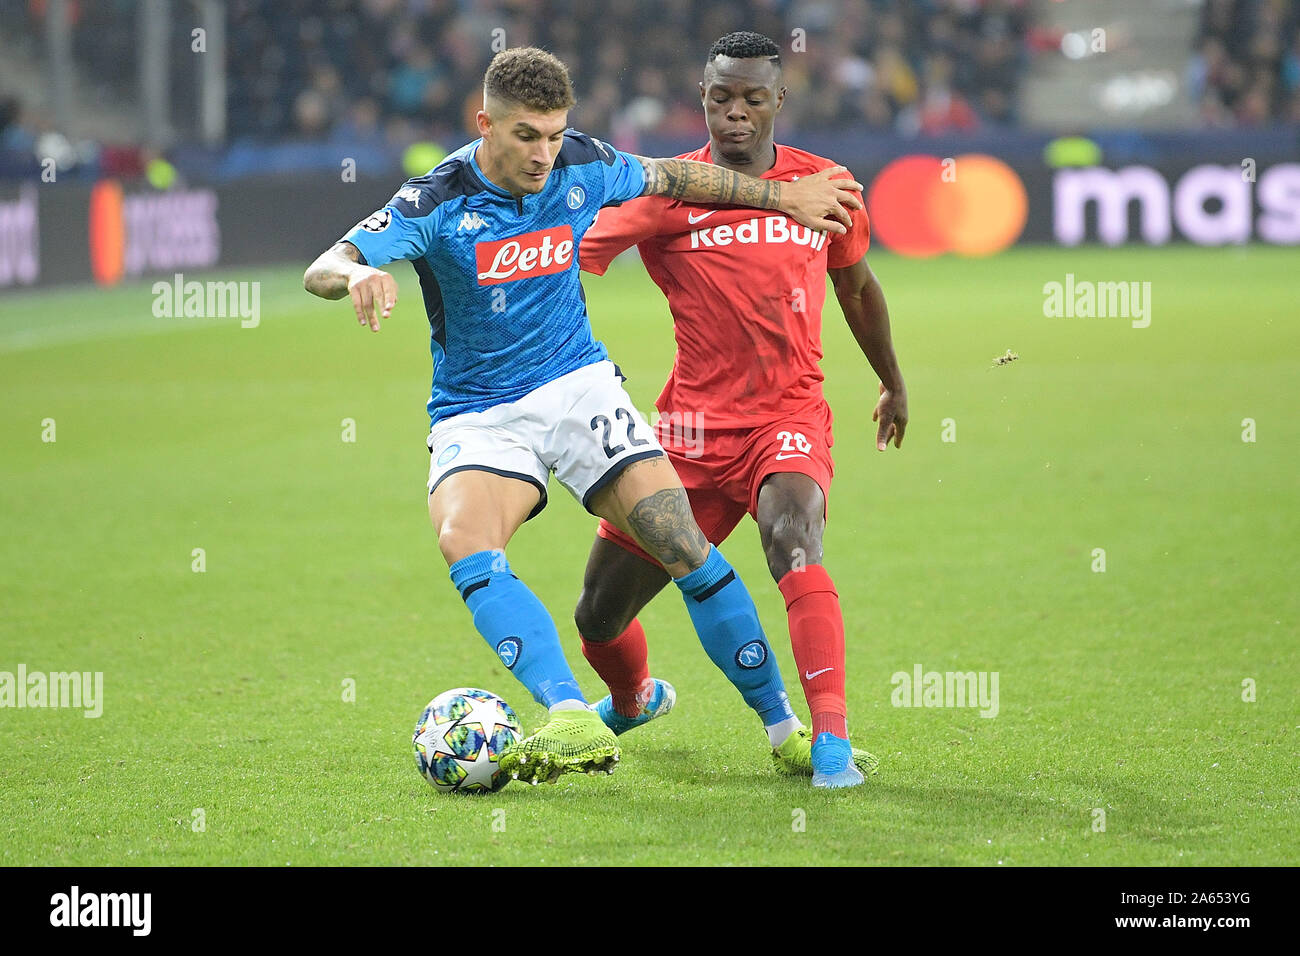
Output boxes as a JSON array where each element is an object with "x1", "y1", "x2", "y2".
[{"x1": 574, "y1": 32, "x2": 907, "y2": 787}]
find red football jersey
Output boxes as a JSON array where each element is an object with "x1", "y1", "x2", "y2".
[{"x1": 580, "y1": 142, "x2": 870, "y2": 428}]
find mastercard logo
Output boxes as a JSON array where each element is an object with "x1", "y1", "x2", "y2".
[{"x1": 867, "y1": 154, "x2": 1028, "y2": 257}]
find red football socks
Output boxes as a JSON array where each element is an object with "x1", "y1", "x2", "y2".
[
  {"x1": 778, "y1": 564, "x2": 849, "y2": 739},
  {"x1": 579, "y1": 620, "x2": 651, "y2": 718}
]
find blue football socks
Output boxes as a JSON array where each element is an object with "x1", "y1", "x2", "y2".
[
  {"x1": 674, "y1": 546, "x2": 795, "y2": 727},
  {"x1": 450, "y1": 550, "x2": 585, "y2": 709}
]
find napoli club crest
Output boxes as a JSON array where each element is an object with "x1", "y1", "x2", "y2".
[
  {"x1": 496, "y1": 637, "x2": 522, "y2": 669},
  {"x1": 736, "y1": 640, "x2": 768, "y2": 669}
]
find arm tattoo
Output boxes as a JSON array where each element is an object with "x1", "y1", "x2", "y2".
[
  {"x1": 304, "y1": 241, "x2": 364, "y2": 299},
  {"x1": 625, "y1": 488, "x2": 711, "y2": 568},
  {"x1": 639, "y1": 157, "x2": 781, "y2": 211},
  {"x1": 333, "y1": 241, "x2": 362, "y2": 263}
]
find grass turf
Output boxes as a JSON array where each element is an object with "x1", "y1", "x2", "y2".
[{"x1": 0, "y1": 245, "x2": 1296, "y2": 865}]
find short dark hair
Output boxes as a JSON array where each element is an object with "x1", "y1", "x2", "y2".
[
  {"x1": 707, "y1": 31, "x2": 782, "y2": 68},
  {"x1": 483, "y1": 47, "x2": 576, "y2": 112}
]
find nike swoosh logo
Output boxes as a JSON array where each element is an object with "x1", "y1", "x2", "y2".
[
  {"x1": 686, "y1": 210, "x2": 717, "y2": 224},
  {"x1": 805, "y1": 667, "x2": 834, "y2": 679},
  {"x1": 774, "y1": 452, "x2": 810, "y2": 460}
]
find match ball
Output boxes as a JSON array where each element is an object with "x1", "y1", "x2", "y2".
[{"x1": 413, "y1": 687, "x2": 523, "y2": 794}]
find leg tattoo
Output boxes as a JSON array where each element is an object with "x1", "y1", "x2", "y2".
[{"x1": 625, "y1": 488, "x2": 710, "y2": 570}]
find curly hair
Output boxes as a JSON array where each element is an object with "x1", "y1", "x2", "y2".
[
  {"x1": 483, "y1": 47, "x2": 576, "y2": 112},
  {"x1": 707, "y1": 31, "x2": 782, "y2": 67}
]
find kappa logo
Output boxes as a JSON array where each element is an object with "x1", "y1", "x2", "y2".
[
  {"x1": 736, "y1": 640, "x2": 768, "y2": 670},
  {"x1": 496, "y1": 637, "x2": 522, "y2": 670},
  {"x1": 396, "y1": 186, "x2": 422, "y2": 209},
  {"x1": 457, "y1": 211, "x2": 488, "y2": 232}
]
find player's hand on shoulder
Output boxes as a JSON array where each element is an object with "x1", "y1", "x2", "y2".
[
  {"x1": 347, "y1": 266, "x2": 398, "y2": 332},
  {"x1": 781, "y1": 166, "x2": 863, "y2": 236},
  {"x1": 872, "y1": 382, "x2": 908, "y2": 451}
]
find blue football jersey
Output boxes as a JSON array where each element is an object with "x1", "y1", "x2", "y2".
[{"x1": 341, "y1": 131, "x2": 646, "y2": 425}]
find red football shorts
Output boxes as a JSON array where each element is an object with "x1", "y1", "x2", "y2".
[{"x1": 597, "y1": 403, "x2": 835, "y2": 567}]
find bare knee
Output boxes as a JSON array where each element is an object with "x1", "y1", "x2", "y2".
[
  {"x1": 757, "y1": 474, "x2": 826, "y2": 580},
  {"x1": 761, "y1": 510, "x2": 825, "y2": 580},
  {"x1": 434, "y1": 521, "x2": 502, "y2": 567},
  {"x1": 427, "y1": 471, "x2": 537, "y2": 565},
  {"x1": 574, "y1": 585, "x2": 634, "y2": 642}
]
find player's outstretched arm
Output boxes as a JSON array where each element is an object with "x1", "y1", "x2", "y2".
[
  {"x1": 829, "y1": 255, "x2": 907, "y2": 451},
  {"x1": 634, "y1": 157, "x2": 862, "y2": 235},
  {"x1": 303, "y1": 241, "x2": 399, "y2": 332}
]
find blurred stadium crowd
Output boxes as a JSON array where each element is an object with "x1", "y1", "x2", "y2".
[
  {"x1": 8, "y1": 0, "x2": 1033, "y2": 160},
  {"x1": 1191, "y1": 0, "x2": 1300, "y2": 124},
  {"x1": 1, "y1": 0, "x2": 1298, "y2": 175},
  {"x1": 209, "y1": 0, "x2": 1034, "y2": 144}
]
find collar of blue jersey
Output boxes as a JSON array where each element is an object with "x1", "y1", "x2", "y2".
[{"x1": 466, "y1": 141, "x2": 530, "y2": 206}]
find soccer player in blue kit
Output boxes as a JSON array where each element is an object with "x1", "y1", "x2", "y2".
[{"x1": 304, "y1": 48, "x2": 863, "y2": 784}]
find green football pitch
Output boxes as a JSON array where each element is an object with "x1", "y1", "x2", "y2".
[{"x1": 1, "y1": 245, "x2": 1295, "y2": 866}]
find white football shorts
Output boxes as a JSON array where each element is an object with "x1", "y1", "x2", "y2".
[{"x1": 425, "y1": 360, "x2": 664, "y2": 519}]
